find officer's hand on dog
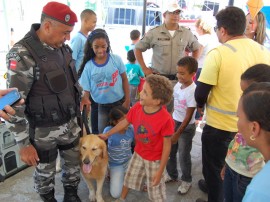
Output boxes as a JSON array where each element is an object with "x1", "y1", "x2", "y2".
[{"x1": 19, "y1": 145, "x2": 39, "y2": 166}]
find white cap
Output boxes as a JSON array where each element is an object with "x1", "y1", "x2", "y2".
[{"x1": 164, "y1": 2, "x2": 182, "y2": 13}]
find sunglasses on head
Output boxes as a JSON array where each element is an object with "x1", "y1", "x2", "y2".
[{"x1": 167, "y1": 10, "x2": 181, "y2": 15}]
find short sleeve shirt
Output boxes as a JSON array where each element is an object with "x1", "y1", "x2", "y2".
[{"x1": 126, "y1": 103, "x2": 174, "y2": 161}]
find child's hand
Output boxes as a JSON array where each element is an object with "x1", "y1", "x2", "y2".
[
  {"x1": 98, "y1": 134, "x2": 109, "y2": 140},
  {"x1": 122, "y1": 100, "x2": 130, "y2": 110},
  {"x1": 220, "y1": 165, "x2": 226, "y2": 180},
  {"x1": 151, "y1": 171, "x2": 162, "y2": 187},
  {"x1": 171, "y1": 133, "x2": 179, "y2": 144}
]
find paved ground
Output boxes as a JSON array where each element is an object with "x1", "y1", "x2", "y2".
[{"x1": 0, "y1": 127, "x2": 207, "y2": 202}]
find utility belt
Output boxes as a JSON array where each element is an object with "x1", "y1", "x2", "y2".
[
  {"x1": 29, "y1": 127, "x2": 80, "y2": 164},
  {"x1": 99, "y1": 97, "x2": 125, "y2": 108},
  {"x1": 159, "y1": 74, "x2": 177, "y2": 80}
]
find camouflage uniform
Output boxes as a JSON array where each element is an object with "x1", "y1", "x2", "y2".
[{"x1": 6, "y1": 24, "x2": 81, "y2": 195}]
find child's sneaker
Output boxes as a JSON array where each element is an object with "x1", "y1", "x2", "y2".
[
  {"x1": 164, "y1": 172, "x2": 179, "y2": 183},
  {"x1": 177, "y1": 181, "x2": 192, "y2": 194}
]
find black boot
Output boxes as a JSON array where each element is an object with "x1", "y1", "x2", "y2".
[
  {"x1": 40, "y1": 189, "x2": 57, "y2": 202},
  {"x1": 63, "y1": 186, "x2": 81, "y2": 202}
]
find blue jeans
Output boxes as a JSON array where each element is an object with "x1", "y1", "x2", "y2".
[
  {"x1": 98, "y1": 98, "x2": 124, "y2": 133},
  {"x1": 166, "y1": 121, "x2": 196, "y2": 182},
  {"x1": 109, "y1": 160, "x2": 130, "y2": 198},
  {"x1": 129, "y1": 84, "x2": 138, "y2": 107},
  {"x1": 89, "y1": 95, "x2": 99, "y2": 134},
  {"x1": 223, "y1": 165, "x2": 252, "y2": 202}
]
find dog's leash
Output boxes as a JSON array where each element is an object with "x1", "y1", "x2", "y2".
[{"x1": 82, "y1": 105, "x2": 92, "y2": 135}]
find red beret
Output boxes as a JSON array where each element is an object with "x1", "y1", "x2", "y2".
[{"x1": 42, "y1": 1, "x2": 77, "y2": 26}]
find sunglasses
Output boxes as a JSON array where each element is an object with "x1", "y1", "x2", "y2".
[{"x1": 167, "y1": 10, "x2": 182, "y2": 15}]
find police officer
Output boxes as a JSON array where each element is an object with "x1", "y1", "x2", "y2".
[
  {"x1": 6, "y1": 2, "x2": 84, "y2": 202},
  {"x1": 134, "y1": 2, "x2": 201, "y2": 78}
]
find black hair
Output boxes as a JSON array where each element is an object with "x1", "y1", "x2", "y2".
[
  {"x1": 80, "y1": 9, "x2": 96, "y2": 20},
  {"x1": 241, "y1": 82, "x2": 270, "y2": 131},
  {"x1": 108, "y1": 106, "x2": 128, "y2": 126},
  {"x1": 216, "y1": 6, "x2": 246, "y2": 36},
  {"x1": 241, "y1": 64, "x2": 270, "y2": 83},
  {"x1": 127, "y1": 49, "x2": 136, "y2": 63},
  {"x1": 78, "y1": 29, "x2": 111, "y2": 77},
  {"x1": 130, "y1": 30, "x2": 141, "y2": 41},
  {"x1": 177, "y1": 56, "x2": 198, "y2": 74}
]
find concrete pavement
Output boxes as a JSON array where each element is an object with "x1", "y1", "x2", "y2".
[{"x1": 0, "y1": 128, "x2": 207, "y2": 202}]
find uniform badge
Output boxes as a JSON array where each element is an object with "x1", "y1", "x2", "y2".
[
  {"x1": 65, "y1": 14, "x2": 70, "y2": 22},
  {"x1": 9, "y1": 60, "x2": 17, "y2": 70}
]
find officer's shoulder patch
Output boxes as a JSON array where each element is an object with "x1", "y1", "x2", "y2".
[{"x1": 7, "y1": 52, "x2": 22, "y2": 62}]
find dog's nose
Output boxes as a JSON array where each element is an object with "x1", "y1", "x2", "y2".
[{"x1": 83, "y1": 158, "x2": 90, "y2": 164}]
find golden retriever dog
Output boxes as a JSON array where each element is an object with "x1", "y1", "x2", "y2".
[{"x1": 80, "y1": 134, "x2": 108, "y2": 202}]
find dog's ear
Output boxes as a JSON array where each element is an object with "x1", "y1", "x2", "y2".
[{"x1": 101, "y1": 141, "x2": 108, "y2": 159}]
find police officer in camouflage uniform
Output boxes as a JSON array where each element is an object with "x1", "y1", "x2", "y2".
[{"x1": 5, "y1": 2, "x2": 85, "y2": 202}]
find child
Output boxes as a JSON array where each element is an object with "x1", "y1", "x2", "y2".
[
  {"x1": 125, "y1": 49, "x2": 145, "y2": 106},
  {"x1": 238, "y1": 82, "x2": 270, "y2": 201},
  {"x1": 70, "y1": 9, "x2": 99, "y2": 135},
  {"x1": 125, "y1": 29, "x2": 141, "y2": 51},
  {"x1": 79, "y1": 29, "x2": 130, "y2": 133},
  {"x1": 71, "y1": 9, "x2": 97, "y2": 72},
  {"x1": 99, "y1": 74, "x2": 174, "y2": 202},
  {"x1": 166, "y1": 56, "x2": 198, "y2": 194},
  {"x1": 103, "y1": 106, "x2": 134, "y2": 198},
  {"x1": 222, "y1": 64, "x2": 270, "y2": 202}
]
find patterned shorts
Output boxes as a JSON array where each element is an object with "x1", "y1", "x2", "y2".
[{"x1": 124, "y1": 152, "x2": 166, "y2": 202}]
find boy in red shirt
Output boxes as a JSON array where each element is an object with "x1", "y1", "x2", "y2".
[{"x1": 99, "y1": 74, "x2": 174, "y2": 201}]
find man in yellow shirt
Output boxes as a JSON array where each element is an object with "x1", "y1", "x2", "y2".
[{"x1": 195, "y1": 6, "x2": 270, "y2": 202}]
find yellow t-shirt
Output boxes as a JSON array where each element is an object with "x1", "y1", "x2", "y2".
[{"x1": 199, "y1": 38, "x2": 270, "y2": 131}]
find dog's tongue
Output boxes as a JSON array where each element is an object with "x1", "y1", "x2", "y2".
[{"x1": 83, "y1": 164, "x2": 92, "y2": 174}]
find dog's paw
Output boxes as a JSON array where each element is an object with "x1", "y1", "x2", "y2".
[{"x1": 89, "y1": 193, "x2": 96, "y2": 202}]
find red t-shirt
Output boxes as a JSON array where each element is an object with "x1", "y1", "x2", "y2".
[{"x1": 126, "y1": 103, "x2": 174, "y2": 161}]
